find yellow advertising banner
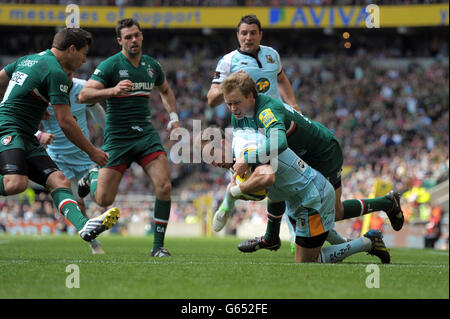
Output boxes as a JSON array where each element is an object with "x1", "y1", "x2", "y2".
[{"x1": 0, "y1": 4, "x2": 448, "y2": 28}]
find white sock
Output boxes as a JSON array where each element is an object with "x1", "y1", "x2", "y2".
[{"x1": 319, "y1": 237, "x2": 372, "y2": 263}]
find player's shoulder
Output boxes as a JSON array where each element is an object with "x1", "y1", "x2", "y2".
[
  {"x1": 73, "y1": 77, "x2": 87, "y2": 86},
  {"x1": 218, "y1": 50, "x2": 239, "y2": 64},
  {"x1": 259, "y1": 45, "x2": 279, "y2": 54},
  {"x1": 98, "y1": 52, "x2": 122, "y2": 66},
  {"x1": 141, "y1": 54, "x2": 162, "y2": 67},
  {"x1": 71, "y1": 78, "x2": 86, "y2": 92}
]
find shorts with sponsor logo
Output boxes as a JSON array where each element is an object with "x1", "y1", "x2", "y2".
[
  {"x1": 287, "y1": 176, "x2": 336, "y2": 238},
  {"x1": 102, "y1": 129, "x2": 166, "y2": 169}
]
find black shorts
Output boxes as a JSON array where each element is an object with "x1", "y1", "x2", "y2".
[
  {"x1": 0, "y1": 148, "x2": 59, "y2": 187},
  {"x1": 295, "y1": 231, "x2": 329, "y2": 248}
]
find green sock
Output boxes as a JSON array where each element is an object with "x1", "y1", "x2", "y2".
[
  {"x1": 51, "y1": 188, "x2": 88, "y2": 231},
  {"x1": 153, "y1": 198, "x2": 171, "y2": 250},
  {"x1": 264, "y1": 201, "x2": 285, "y2": 242},
  {"x1": 89, "y1": 170, "x2": 99, "y2": 199},
  {"x1": 343, "y1": 197, "x2": 393, "y2": 220},
  {"x1": 0, "y1": 175, "x2": 5, "y2": 196}
]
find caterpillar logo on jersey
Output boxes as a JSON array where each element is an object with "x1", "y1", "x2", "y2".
[
  {"x1": 256, "y1": 78, "x2": 270, "y2": 93},
  {"x1": 1, "y1": 135, "x2": 12, "y2": 146},
  {"x1": 266, "y1": 55, "x2": 275, "y2": 63},
  {"x1": 259, "y1": 108, "x2": 277, "y2": 127}
]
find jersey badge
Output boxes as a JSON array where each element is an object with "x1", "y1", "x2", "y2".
[
  {"x1": 266, "y1": 55, "x2": 275, "y2": 63},
  {"x1": 1, "y1": 135, "x2": 12, "y2": 146},
  {"x1": 259, "y1": 109, "x2": 277, "y2": 127},
  {"x1": 147, "y1": 66, "x2": 154, "y2": 78},
  {"x1": 213, "y1": 71, "x2": 221, "y2": 80}
]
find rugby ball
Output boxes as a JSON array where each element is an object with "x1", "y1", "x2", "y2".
[{"x1": 235, "y1": 172, "x2": 268, "y2": 201}]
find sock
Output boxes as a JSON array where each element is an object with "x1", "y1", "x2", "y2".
[
  {"x1": 319, "y1": 236, "x2": 372, "y2": 263},
  {"x1": 153, "y1": 198, "x2": 171, "y2": 250},
  {"x1": 89, "y1": 170, "x2": 99, "y2": 199},
  {"x1": 264, "y1": 201, "x2": 285, "y2": 242},
  {"x1": 343, "y1": 197, "x2": 393, "y2": 220},
  {"x1": 51, "y1": 188, "x2": 88, "y2": 231},
  {"x1": 222, "y1": 184, "x2": 237, "y2": 211},
  {"x1": 326, "y1": 228, "x2": 348, "y2": 245},
  {"x1": 0, "y1": 175, "x2": 5, "y2": 196}
]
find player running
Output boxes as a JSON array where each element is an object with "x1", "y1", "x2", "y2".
[
  {"x1": 219, "y1": 72, "x2": 404, "y2": 250},
  {"x1": 203, "y1": 127, "x2": 390, "y2": 263},
  {"x1": 37, "y1": 71, "x2": 107, "y2": 254},
  {"x1": 0, "y1": 28, "x2": 119, "y2": 243},
  {"x1": 77, "y1": 18, "x2": 179, "y2": 258}
]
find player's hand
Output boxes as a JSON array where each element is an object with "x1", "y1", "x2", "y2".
[
  {"x1": 111, "y1": 80, "x2": 134, "y2": 96},
  {"x1": 227, "y1": 175, "x2": 251, "y2": 201},
  {"x1": 232, "y1": 157, "x2": 249, "y2": 178},
  {"x1": 89, "y1": 147, "x2": 109, "y2": 167},
  {"x1": 166, "y1": 112, "x2": 179, "y2": 133},
  {"x1": 38, "y1": 132, "x2": 55, "y2": 148}
]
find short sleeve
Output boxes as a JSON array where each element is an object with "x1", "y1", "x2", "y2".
[
  {"x1": 153, "y1": 60, "x2": 165, "y2": 87},
  {"x1": 212, "y1": 55, "x2": 231, "y2": 84},
  {"x1": 46, "y1": 68, "x2": 70, "y2": 105},
  {"x1": 3, "y1": 60, "x2": 18, "y2": 78},
  {"x1": 90, "y1": 60, "x2": 111, "y2": 87}
]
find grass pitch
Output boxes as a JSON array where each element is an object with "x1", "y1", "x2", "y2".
[{"x1": 0, "y1": 235, "x2": 448, "y2": 299}]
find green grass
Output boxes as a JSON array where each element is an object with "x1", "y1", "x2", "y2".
[{"x1": 0, "y1": 235, "x2": 448, "y2": 299}]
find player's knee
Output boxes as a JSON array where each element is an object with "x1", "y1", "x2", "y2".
[
  {"x1": 155, "y1": 180, "x2": 171, "y2": 198},
  {"x1": 96, "y1": 194, "x2": 115, "y2": 208},
  {"x1": 3, "y1": 175, "x2": 28, "y2": 195},
  {"x1": 46, "y1": 171, "x2": 71, "y2": 191}
]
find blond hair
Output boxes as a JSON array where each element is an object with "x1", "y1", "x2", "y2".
[{"x1": 219, "y1": 72, "x2": 258, "y2": 99}]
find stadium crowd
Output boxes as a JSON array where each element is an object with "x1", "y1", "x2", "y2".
[{"x1": 0, "y1": 28, "x2": 448, "y2": 242}]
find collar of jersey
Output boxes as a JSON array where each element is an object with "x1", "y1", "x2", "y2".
[{"x1": 237, "y1": 47, "x2": 262, "y2": 68}]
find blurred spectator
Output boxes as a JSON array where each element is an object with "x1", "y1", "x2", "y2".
[{"x1": 424, "y1": 205, "x2": 443, "y2": 248}]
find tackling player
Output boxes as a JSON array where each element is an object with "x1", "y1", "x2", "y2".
[
  {"x1": 220, "y1": 72, "x2": 404, "y2": 251},
  {"x1": 0, "y1": 28, "x2": 119, "y2": 242},
  {"x1": 77, "y1": 18, "x2": 179, "y2": 258}
]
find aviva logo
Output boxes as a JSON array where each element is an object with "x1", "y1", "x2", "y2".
[{"x1": 269, "y1": 7, "x2": 370, "y2": 27}]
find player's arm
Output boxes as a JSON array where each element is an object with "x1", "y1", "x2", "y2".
[
  {"x1": 207, "y1": 83, "x2": 224, "y2": 108},
  {"x1": 156, "y1": 78, "x2": 179, "y2": 131},
  {"x1": 0, "y1": 69, "x2": 10, "y2": 98},
  {"x1": 78, "y1": 79, "x2": 133, "y2": 104},
  {"x1": 233, "y1": 126, "x2": 287, "y2": 177},
  {"x1": 52, "y1": 104, "x2": 108, "y2": 167},
  {"x1": 277, "y1": 70, "x2": 299, "y2": 111},
  {"x1": 229, "y1": 165, "x2": 275, "y2": 199}
]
